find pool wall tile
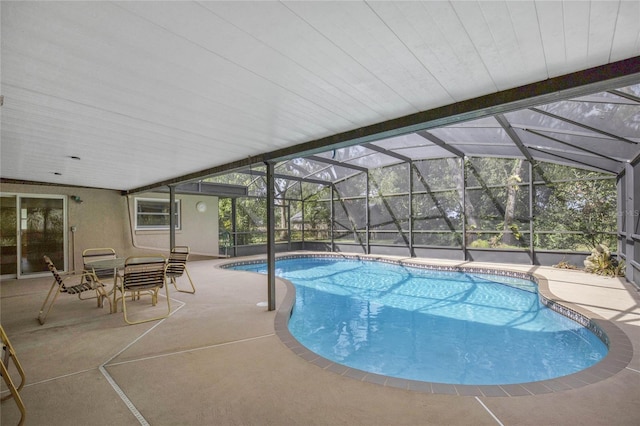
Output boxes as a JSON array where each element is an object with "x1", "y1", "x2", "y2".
[{"x1": 219, "y1": 252, "x2": 634, "y2": 397}]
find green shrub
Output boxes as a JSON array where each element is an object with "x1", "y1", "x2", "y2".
[{"x1": 469, "y1": 240, "x2": 490, "y2": 248}]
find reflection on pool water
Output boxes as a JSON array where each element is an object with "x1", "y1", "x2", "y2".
[{"x1": 230, "y1": 257, "x2": 608, "y2": 385}]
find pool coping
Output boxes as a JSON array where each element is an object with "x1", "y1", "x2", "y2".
[{"x1": 219, "y1": 252, "x2": 634, "y2": 397}]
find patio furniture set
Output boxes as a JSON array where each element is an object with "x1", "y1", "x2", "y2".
[{"x1": 37, "y1": 246, "x2": 195, "y2": 326}]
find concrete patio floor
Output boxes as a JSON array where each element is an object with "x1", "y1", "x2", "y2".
[{"x1": 1, "y1": 253, "x2": 639, "y2": 425}]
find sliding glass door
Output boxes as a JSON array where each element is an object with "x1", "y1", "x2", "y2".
[
  {"x1": 0, "y1": 194, "x2": 66, "y2": 278},
  {"x1": 0, "y1": 195, "x2": 18, "y2": 275}
]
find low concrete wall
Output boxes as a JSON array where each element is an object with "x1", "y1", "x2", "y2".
[{"x1": 233, "y1": 242, "x2": 304, "y2": 258}]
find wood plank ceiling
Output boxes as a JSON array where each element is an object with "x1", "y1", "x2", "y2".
[{"x1": 1, "y1": 1, "x2": 639, "y2": 191}]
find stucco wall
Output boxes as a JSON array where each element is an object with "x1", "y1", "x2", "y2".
[
  {"x1": 127, "y1": 192, "x2": 219, "y2": 256},
  {"x1": 1, "y1": 183, "x2": 219, "y2": 275},
  {"x1": 1, "y1": 183, "x2": 132, "y2": 271}
]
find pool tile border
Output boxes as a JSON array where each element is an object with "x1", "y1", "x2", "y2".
[{"x1": 220, "y1": 252, "x2": 634, "y2": 397}]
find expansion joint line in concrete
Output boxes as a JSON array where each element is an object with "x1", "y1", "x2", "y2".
[
  {"x1": 475, "y1": 397, "x2": 505, "y2": 426},
  {"x1": 99, "y1": 296, "x2": 186, "y2": 426},
  {"x1": 104, "y1": 333, "x2": 276, "y2": 367}
]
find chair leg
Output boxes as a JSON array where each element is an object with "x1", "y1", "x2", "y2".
[
  {"x1": 78, "y1": 289, "x2": 99, "y2": 301},
  {"x1": 96, "y1": 287, "x2": 112, "y2": 311},
  {"x1": 89, "y1": 288, "x2": 102, "y2": 308},
  {"x1": 184, "y1": 267, "x2": 196, "y2": 293},
  {"x1": 1, "y1": 326, "x2": 26, "y2": 398},
  {"x1": 170, "y1": 267, "x2": 196, "y2": 294},
  {"x1": 79, "y1": 277, "x2": 114, "y2": 301},
  {"x1": 113, "y1": 278, "x2": 121, "y2": 313},
  {"x1": 122, "y1": 285, "x2": 171, "y2": 325},
  {"x1": 0, "y1": 326, "x2": 26, "y2": 426},
  {"x1": 0, "y1": 361, "x2": 26, "y2": 426},
  {"x1": 37, "y1": 281, "x2": 62, "y2": 325}
]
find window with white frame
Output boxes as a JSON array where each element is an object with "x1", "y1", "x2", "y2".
[{"x1": 135, "y1": 198, "x2": 180, "y2": 230}]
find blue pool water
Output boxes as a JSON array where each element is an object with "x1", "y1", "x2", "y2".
[{"x1": 231, "y1": 257, "x2": 608, "y2": 385}]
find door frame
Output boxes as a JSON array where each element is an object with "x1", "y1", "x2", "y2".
[{"x1": 0, "y1": 192, "x2": 68, "y2": 279}]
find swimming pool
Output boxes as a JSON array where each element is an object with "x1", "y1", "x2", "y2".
[{"x1": 228, "y1": 255, "x2": 608, "y2": 386}]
